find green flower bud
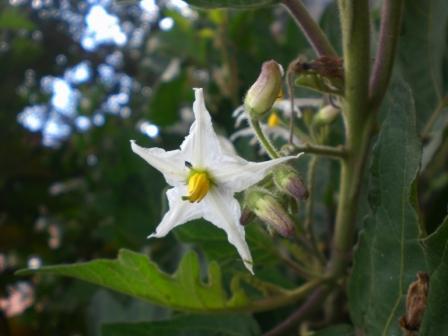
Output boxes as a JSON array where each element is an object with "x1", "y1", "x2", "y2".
[
  {"x1": 244, "y1": 60, "x2": 284, "y2": 120},
  {"x1": 272, "y1": 164, "x2": 308, "y2": 201},
  {"x1": 313, "y1": 105, "x2": 340, "y2": 126},
  {"x1": 245, "y1": 188, "x2": 295, "y2": 237}
]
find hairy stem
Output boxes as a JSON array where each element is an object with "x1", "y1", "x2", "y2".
[
  {"x1": 281, "y1": 0, "x2": 337, "y2": 57},
  {"x1": 328, "y1": 0, "x2": 371, "y2": 277},
  {"x1": 249, "y1": 118, "x2": 280, "y2": 159},
  {"x1": 369, "y1": 0, "x2": 404, "y2": 109}
]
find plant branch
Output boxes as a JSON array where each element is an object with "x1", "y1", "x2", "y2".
[
  {"x1": 248, "y1": 278, "x2": 326, "y2": 313},
  {"x1": 292, "y1": 143, "x2": 346, "y2": 159},
  {"x1": 279, "y1": 253, "x2": 323, "y2": 279},
  {"x1": 281, "y1": 0, "x2": 337, "y2": 57},
  {"x1": 369, "y1": 0, "x2": 404, "y2": 109},
  {"x1": 328, "y1": 0, "x2": 371, "y2": 277},
  {"x1": 304, "y1": 156, "x2": 326, "y2": 265},
  {"x1": 263, "y1": 286, "x2": 329, "y2": 336},
  {"x1": 249, "y1": 118, "x2": 281, "y2": 159}
]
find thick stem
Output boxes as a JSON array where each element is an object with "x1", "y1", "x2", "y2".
[
  {"x1": 369, "y1": 0, "x2": 404, "y2": 109},
  {"x1": 328, "y1": 0, "x2": 371, "y2": 277},
  {"x1": 281, "y1": 0, "x2": 337, "y2": 57},
  {"x1": 249, "y1": 118, "x2": 280, "y2": 159}
]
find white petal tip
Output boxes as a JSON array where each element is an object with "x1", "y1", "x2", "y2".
[
  {"x1": 193, "y1": 87, "x2": 203, "y2": 96},
  {"x1": 147, "y1": 233, "x2": 155, "y2": 239},
  {"x1": 130, "y1": 140, "x2": 138, "y2": 151},
  {"x1": 244, "y1": 262, "x2": 254, "y2": 275}
]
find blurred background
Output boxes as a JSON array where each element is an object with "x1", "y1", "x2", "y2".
[
  {"x1": 1, "y1": 0, "x2": 447, "y2": 335},
  {"x1": 0, "y1": 0, "x2": 330, "y2": 334}
]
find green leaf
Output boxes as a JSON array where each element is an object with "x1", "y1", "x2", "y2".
[
  {"x1": 17, "y1": 249, "x2": 250, "y2": 312},
  {"x1": 311, "y1": 324, "x2": 354, "y2": 336},
  {"x1": 182, "y1": 0, "x2": 279, "y2": 9},
  {"x1": 148, "y1": 72, "x2": 192, "y2": 127},
  {"x1": 0, "y1": 8, "x2": 35, "y2": 30},
  {"x1": 420, "y1": 216, "x2": 448, "y2": 335},
  {"x1": 87, "y1": 290, "x2": 169, "y2": 336},
  {"x1": 422, "y1": 216, "x2": 448, "y2": 271},
  {"x1": 397, "y1": 0, "x2": 448, "y2": 130},
  {"x1": 101, "y1": 313, "x2": 261, "y2": 336},
  {"x1": 347, "y1": 81, "x2": 427, "y2": 335},
  {"x1": 175, "y1": 220, "x2": 278, "y2": 266}
]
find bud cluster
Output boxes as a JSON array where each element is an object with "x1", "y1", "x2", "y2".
[{"x1": 241, "y1": 163, "x2": 308, "y2": 238}]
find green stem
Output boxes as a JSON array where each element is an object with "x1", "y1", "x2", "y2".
[
  {"x1": 278, "y1": 253, "x2": 323, "y2": 279},
  {"x1": 294, "y1": 143, "x2": 346, "y2": 159},
  {"x1": 248, "y1": 278, "x2": 327, "y2": 312},
  {"x1": 369, "y1": 0, "x2": 405, "y2": 109},
  {"x1": 263, "y1": 286, "x2": 330, "y2": 336},
  {"x1": 281, "y1": 0, "x2": 337, "y2": 57},
  {"x1": 249, "y1": 118, "x2": 280, "y2": 159},
  {"x1": 328, "y1": 0, "x2": 371, "y2": 277},
  {"x1": 304, "y1": 156, "x2": 326, "y2": 265}
]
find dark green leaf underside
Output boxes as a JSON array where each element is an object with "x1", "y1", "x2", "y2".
[
  {"x1": 348, "y1": 80, "x2": 426, "y2": 335},
  {"x1": 101, "y1": 313, "x2": 261, "y2": 336},
  {"x1": 420, "y1": 216, "x2": 448, "y2": 335}
]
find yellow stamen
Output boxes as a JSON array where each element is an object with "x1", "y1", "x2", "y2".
[
  {"x1": 267, "y1": 112, "x2": 280, "y2": 128},
  {"x1": 185, "y1": 171, "x2": 210, "y2": 203}
]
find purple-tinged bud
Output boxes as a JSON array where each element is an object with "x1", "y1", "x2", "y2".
[
  {"x1": 273, "y1": 164, "x2": 308, "y2": 201},
  {"x1": 245, "y1": 188, "x2": 295, "y2": 237},
  {"x1": 244, "y1": 60, "x2": 284, "y2": 120},
  {"x1": 240, "y1": 207, "x2": 255, "y2": 226}
]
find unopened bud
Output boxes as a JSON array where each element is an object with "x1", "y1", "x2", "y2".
[
  {"x1": 244, "y1": 60, "x2": 284, "y2": 119},
  {"x1": 273, "y1": 164, "x2": 308, "y2": 201},
  {"x1": 240, "y1": 207, "x2": 255, "y2": 226},
  {"x1": 313, "y1": 105, "x2": 340, "y2": 126},
  {"x1": 245, "y1": 188, "x2": 295, "y2": 237}
]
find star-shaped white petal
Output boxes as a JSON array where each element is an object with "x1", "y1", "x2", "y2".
[{"x1": 131, "y1": 88, "x2": 300, "y2": 273}]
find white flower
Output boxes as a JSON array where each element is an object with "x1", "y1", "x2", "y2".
[{"x1": 131, "y1": 88, "x2": 299, "y2": 273}]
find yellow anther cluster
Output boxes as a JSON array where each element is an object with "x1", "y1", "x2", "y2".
[
  {"x1": 267, "y1": 112, "x2": 280, "y2": 128},
  {"x1": 185, "y1": 171, "x2": 210, "y2": 203}
]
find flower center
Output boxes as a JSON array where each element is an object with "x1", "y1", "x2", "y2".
[{"x1": 183, "y1": 171, "x2": 211, "y2": 203}]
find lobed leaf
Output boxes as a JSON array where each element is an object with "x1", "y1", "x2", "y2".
[{"x1": 17, "y1": 249, "x2": 250, "y2": 312}]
